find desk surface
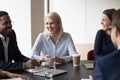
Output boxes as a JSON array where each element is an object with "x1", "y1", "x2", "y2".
[
  {"x1": 0, "y1": 60, "x2": 93, "y2": 80},
  {"x1": 22, "y1": 60, "x2": 94, "y2": 80}
]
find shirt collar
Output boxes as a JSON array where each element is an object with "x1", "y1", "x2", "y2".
[
  {"x1": 0, "y1": 34, "x2": 5, "y2": 40},
  {"x1": 46, "y1": 35, "x2": 60, "y2": 44},
  {"x1": 0, "y1": 34, "x2": 9, "y2": 41},
  {"x1": 46, "y1": 35, "x2": 51, "y2": 41},
  {"x1": 118, "y1": 45, "x2": 120, "y2": 50}
]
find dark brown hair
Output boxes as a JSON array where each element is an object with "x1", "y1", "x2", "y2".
[
  {"x1": 112, "y1": 9, "x2": 120, "y2": 33},
  {"x1": 0, "y1": 11, "x2": 8, "y2": 17},
  {"x1": 103, "y1": 8, "x2": 116, "y2": 22}
]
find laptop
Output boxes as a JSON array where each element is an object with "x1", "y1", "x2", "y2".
[{"x1": 33, "y1": 68, "x2": 67, "y2": 77}]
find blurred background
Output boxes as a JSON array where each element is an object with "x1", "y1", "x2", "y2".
[{"x1": 0, "y1": 0, "x2": 119, "y2": 59}]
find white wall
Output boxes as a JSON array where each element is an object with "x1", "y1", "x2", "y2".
[
  {"x1": 50, "y1": 0, "x2": 86, "y2": 43},
  {"x1": 49, "y1": 0, "x2": 120, "y2": 44},
  {"x1": 0, "y1": 0, "x2": 31, "y2": 57},
  {"x1": 1, "y1": 0, "x2": 120, "y2": 58},
  {"x1": 86, "y1": 0, "x2": 120, "y2": 43}
]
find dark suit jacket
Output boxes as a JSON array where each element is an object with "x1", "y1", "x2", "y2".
[
  {"x1": 93, "y1": 50, "x2": 120, "y2": 80},
  {"x1": 0, "y1": 29, "x2": 29, "y2": 71}
]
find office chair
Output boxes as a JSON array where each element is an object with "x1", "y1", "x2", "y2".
[{"x1": 87, "y1": 49, "x2": 94, "y2": 60}]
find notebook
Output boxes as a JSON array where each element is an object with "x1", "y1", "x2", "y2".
[
  {"x1": 83, "y1": 63, "x2": 94, "y2": 70},
  {"x1": 33, "y1": 68, "x2": 67, "y2": 77}
]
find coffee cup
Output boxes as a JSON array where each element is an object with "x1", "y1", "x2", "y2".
[{"x1": 72, "y1": 54, "x2": 80, "y2": 67}]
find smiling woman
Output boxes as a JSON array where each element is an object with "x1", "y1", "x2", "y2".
[
  {"x1": 31, "y1": 12, "x2": 78, "y2": 64},
  {"x1": 94, "y1": 9, "x2": 117, "y2": 60},
  {"x1": 44, "y1": 12, "x2": 63, "y2": 43}
]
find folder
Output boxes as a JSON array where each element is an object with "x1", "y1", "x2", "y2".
[{"x1": 83, "y1": 63, "x2": 94, "y2": 70}]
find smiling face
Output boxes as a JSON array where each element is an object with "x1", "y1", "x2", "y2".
[
  {"x1": 101, "y1": 14, "x2": 111, "y2": 31},
  {"x1": 0, "y1": 15, "x2": 12, "y2": 36},
  {"x1": 45, "y1": 17, "x2": 59, "y2": 36}
]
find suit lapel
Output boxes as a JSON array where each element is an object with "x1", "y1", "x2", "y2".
[{"x1": 0, "y1": 39, "x2": 5, "y2": 61}]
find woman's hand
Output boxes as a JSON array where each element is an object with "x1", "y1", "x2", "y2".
[
  {"x1": 43, "y1": 55, "x2": 50, "y2": 62},
  {"x1": 53, "y1": 56, "x2": 65, "y2": 63}
]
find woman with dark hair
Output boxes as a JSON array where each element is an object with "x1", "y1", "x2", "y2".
[{"x1": 94, "y1": 8, "x2": 117, "y2": 60}]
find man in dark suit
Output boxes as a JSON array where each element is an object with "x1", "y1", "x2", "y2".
[
  {"x1": 0, "y1": 11, "x2": 41, "y2": 71},
  {"x1": 93, "y1": 9, "x2": 120, "y2": 80}
]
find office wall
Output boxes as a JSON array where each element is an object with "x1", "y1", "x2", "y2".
[
  {"x1": 0, "y1": 0, "x2": 45, "y2": 58},
  {"x1": 49, "y1": 0, "x2": 120, "y2": 44},
  {"x1": 0, "y1": 0, "x2": 120, "y2": 59},
  {"x1": 0, "y1": 0, "x2": 31, "y2": 57},
  {"x1": 0, "y1": 0, "x2": 44, "y2": 58},
  {"x1": 31, "y1": 0, "x2": 44, "y2": 47},
  {"x1": 86, "y1": 0, "x2": 120, "y2": 43}
]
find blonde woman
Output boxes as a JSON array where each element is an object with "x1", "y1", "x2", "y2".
[{"x1": 31, "y1": 12, "x2": 77, "y2": 63}]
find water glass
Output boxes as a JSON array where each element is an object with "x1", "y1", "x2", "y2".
[
  {"x1": 48, "y1": 58, "x2": 56, "y2": 69},
  {"x1": 45, "y1": 71, "x2": 53, "y2": 80}
]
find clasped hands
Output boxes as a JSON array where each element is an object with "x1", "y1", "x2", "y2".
[{"x1": 24, "y1": 55, "x2": 65, "y2": 69}]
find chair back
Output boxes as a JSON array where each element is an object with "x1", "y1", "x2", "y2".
[{"x1": 87, "y1": 50, "x2": 94, "y2": 60}]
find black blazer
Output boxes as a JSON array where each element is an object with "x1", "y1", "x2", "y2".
[
  {"x1": 0, "y1": 29, "x2": 29, "y2": 71},
  {"x1": 93, "y1": 50, "x2": 120, "y2": 80}
]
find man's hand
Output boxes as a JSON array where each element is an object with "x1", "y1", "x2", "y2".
[
  {"x1": 7, "y1": 72, "x2": 26, "y2": 80},
  {"x1": 1, "y1": 70, "x2": 26, "y2": 80},
  {"x1": 89, "y1": 75, "x2": 93, "y2": 80},
  {"x1": 25, "y1": 59, "x2": 42, "y2": 69}
]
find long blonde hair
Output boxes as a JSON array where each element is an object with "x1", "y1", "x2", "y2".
[{"x1": 44, "y1": 12, "x2": 63, "y2": 38}]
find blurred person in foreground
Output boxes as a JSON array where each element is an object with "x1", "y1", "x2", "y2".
[{"x1": 92, "y1": 9, "x2": 120, "y2": 80}]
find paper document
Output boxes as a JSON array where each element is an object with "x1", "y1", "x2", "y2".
[
  {"x1": 81, "y1": 79, "x2": 90, "y2": 80},
  {"x1": 83, "y1": 63, "x2": 94, "y2": 70},
  {"x1": 0, "y1": 78, "x2": 22, "y2": 80},
  {"x1": 26, "y1": 66, "x2": 48, "y2": 73}
]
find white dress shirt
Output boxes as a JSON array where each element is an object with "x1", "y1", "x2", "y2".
[
  {"x1": 118, "y1": 45, "x2": 120, "y2": 50},
  {"x1": 31, "y1": 32, "x2": 77, "y2": 62}
]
